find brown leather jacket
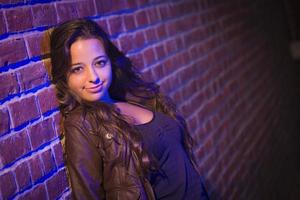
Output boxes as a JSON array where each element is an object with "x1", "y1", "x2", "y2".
[{"x1": 63, "y1": 107, "x2": 155, "y2": 200}]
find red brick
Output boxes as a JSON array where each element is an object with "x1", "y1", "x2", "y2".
[
  {"x1": 0, "y1": 11, "x2": 7, "y2": 35},
  {"x1": 163, "y1": 76, "x2": 180, "y2": 93},
  {"x1": 179, "y1": 67, "x2": 195, "y2": 84},
  {"x1": 29, "y1": 118, "x2": 56, "y2": 149},
  {"x1": 170, "y1": 56, "x2": 180, "y2": 69},
  {"x1": 0, "y1": 108, "x2": 10, "y2": 136},
  {"x1": 189, "y1": 46, "x2": 198, "y2": 59},
  {"x1": 18, "y1": 62, "x2": 49, "y2": 91},
  {"x1": 201, "y1": 152, "x2": 215, "y2": 174},
  {"x1": 156, "y1": 23, "x2": 167, "y2": 38},
  {"x1": 25, "y1": 31, "x2": 51, "y2": 58},
  {"x1": 186, "y1": 116, "x2": 197, "y2": 132},
  {"x1": 53, "y1": 112, "x2": 62, "y2": 136},
  {"x1": 135, "y1": 10, "x2": 149, "y2": 27},
  {"x1": 181, "y1": 77, "x2": 198, "y2": 98},
  {"x1": 114, "y1": 0, "x2": 131, "y2": 11},
  {"x1": 41, "y1": 149, "x2": 56, "y2": 174},
  {"x1": 181, "y1": 100, "x2": 196, "y2": 116},
  {"x1": 143, "y1": 47, "x2": 155, "y2": 66},
  {"x1": 165, "y1": 39, "x2": 177, "y2": 54},
  {"x1": 180, "y1": 16, "x2": 194, "y2": 32},
  {"x1": 133, "y1": 31, "x2": 146, "y2": 49},
  {"x1": 159, "y1": 5, "x2": 171, "y2": 20},
  {"x1": 56, "y1": 2, "x2": 79, "y2": 23},
  {"x1": 0, "y1": 72, "x2": 19, "y2": 100},
  {"x1": 46, "y1": 169, "x2": 69, "y2": 200},
  {"x1": 186, "y1": 28, "x2": 206, "y2": 46},
  {"x1": 195, "y1": 144, "x2": 206, "y2": 163},
  {"x1": 0, "y1": 171, "x2": 17, "y2": 199},
  {"x1": 37, "y1": 87, "x2": 58, "y2": 114},
  {"x1": 152, "y1": 64, "x2": 163, "y2": 79},
  {"x1": 5, "y1": 7, "x2": 33, "y2": 32},
  {"x1": 32, "y1": 4, "x2": 57, "y2": 27},
  {"x1": 15, "y1": 161, "x2": 31, "y2": 191},
  {"x1": 175, "y1": 37, "x2": 184, "y2": 50},
  {"x1": 95, "y1": 0, "x2": 126, "y2": 14},
  {"x1": 141, "y1": 68, "x2": 153, "y2": 82},
  {"x1": 183, "y1": 1, "x2": 198, "y2": 14},
  {"x1": 95, "y1": 18, "x2": 109, "y2": 34},
  {"x1": 95, "y1": 0, "x2": 112, "y2": 14},
  {"x1": 18, "y1": 184, "x2": 47, "y2": 200},
  {"x1": 209, "y1": 164, "x2": 222, "y2": 185},
  {"x1": 136, "y1": 0, "x2": 148, "y2": 7},
  {"x1": 171, "y1": 89, "x2": 183, "y2": 104},
  {"x1": 155, "y1": 44, "x2": 166, "y2": 59},
  {"x1": 0, "y1": 130, "x2": 31, "y2": 167},
  {"x1": 124, "y1": 0, "x2": 137, "y2": 9},
  {"x1": 9, "y1": 96, "x2": 40, "y2": 128},
  {"x1": 123, "y1": 14, "x2": 136, "y2": 31},
  {"x1": 107, "y1": 15, "x2": 124, "y2": 36},
  {"x1": 0, "y1": 0, "x2": 22, "y2": 3},
  {"x1": 28, "y1": 155, "x2": 44, "y2": 183},
  {"x1": 145, "y1": 28, "x2": 157, "y2": 43},
  {"x1": 53, "y1": 142, "x2": 64, "y2": 167},
  {"x1": 161, "y1": 58, "x2": 174, "y2": 76},
  {"x1": 158, "y1": 79, "x2": 169, "y2": 93},
  {"x1": 169, "y1": 3, "x2": 181, "y2": 17},
  {"x1": 0, "y1": 38, "x2": 28, "y2": 68},
  {"x1": 147, "y1": 7, "x2": 160, "y2": 24},
  {"x1": 129, "y1": 53, "x2": 145, "y2": 71},
  {"x1": 76, "y1": 0, "x2": 95, "y2": 18},
  {"x1": 181, "y1": 52, "x2": 191, "y2": 66},
  {"x1": 166, "y1": 21, "x2": 177, "y2": 36},
  {"x1": 118, "y1": 34, "x2": 134, "y2": 53}
]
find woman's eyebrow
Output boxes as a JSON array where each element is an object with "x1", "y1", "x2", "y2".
[
  {"x1": 70, "y1": 62, "x2": 82, "y2": 67},
  {"x1": 93, "y1": 55, "x2": 107, "y2": 60},
  {"x1": 71, "y1": 55, "x2": 107, "y2": 66}
]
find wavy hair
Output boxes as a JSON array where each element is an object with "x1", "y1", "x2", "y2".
[{"x1": 50, "y1": 18, "x2": 197, "y2": 177}]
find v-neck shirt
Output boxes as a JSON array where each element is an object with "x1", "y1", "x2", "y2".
[{"x1": 135, "y1": 112, "x2": 209, "y2": 200}]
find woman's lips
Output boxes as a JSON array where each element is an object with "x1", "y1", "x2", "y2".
[{"x1": 85, "y1": 83, "x2": 103, "y2": 93}]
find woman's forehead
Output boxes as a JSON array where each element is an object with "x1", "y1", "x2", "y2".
[{"x1": 70, "y1": 39, "x2": 107, "y2": 63}]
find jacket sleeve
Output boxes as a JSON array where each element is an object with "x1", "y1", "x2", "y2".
[
  {"x1": 63, "y1": 110, "x2": 155, "y2": 200},
  {"x1": 64, "y1": 120, "x2": 105, "y2": 200}
]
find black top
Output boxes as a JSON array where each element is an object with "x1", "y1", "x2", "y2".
[{"x1": 135, "y1": 112, "x2": 209, "y2": 200}]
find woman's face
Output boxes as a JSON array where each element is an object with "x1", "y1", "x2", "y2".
[{"x1": 67, "y1": 38, "x2": 113, "y2": 102}]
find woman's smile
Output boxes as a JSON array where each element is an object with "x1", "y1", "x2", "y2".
[{"x1": 85, "y1": 83, "x2": 103, "y2": 93}]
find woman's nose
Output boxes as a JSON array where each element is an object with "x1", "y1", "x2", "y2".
[{"x1": 87, "y1": 66, "x2": 100, "y2": 84}]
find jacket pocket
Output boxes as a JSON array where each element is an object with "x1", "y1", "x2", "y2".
[{"x1": 101, "y1": 131, "x2": 124, "y2": 163}]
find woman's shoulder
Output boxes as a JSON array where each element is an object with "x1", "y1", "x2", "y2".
[
  {"x1": 63, "y1": 105, "x2": 105, "y2": 139},
  {"x1": 63, "y1": 106, "x2": 103, "y2": 147},
  {"x1": 64, "y1": 106, "x2": 96, "y2": 132},
  {"x1": 64, "y1": 106, "x2": 86, "y2": 125}
]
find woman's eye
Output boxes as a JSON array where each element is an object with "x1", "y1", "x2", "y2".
[
  {"x1": 70, "y1": 66, "x2": 83, "y2": 73},
  {"x1": 95, "y1": 59, "x2": 107, "y2": 67}
]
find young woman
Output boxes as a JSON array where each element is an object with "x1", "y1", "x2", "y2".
[{"x1": 50, "y1": 18, "x2": 209, "y2": 200}]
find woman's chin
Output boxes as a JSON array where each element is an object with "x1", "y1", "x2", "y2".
[{"x1": 80, "y1": 93, "x2": 103, "y2": 102}]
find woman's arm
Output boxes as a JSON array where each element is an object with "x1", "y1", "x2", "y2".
[
  {"x1": 64, "y1": 120, "x2": 105, "y2": 200},
  {"x1": 63, "y1": 109, "x2": 155, "y2": 200}
]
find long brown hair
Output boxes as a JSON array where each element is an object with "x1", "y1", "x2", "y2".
[{"x1": 50, "y1": 18, "x2": 197, "y2": 177}]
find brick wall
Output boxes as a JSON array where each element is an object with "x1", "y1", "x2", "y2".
[{"x1": 0, "y1": 0, "x2": 297, "y2": 199}]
